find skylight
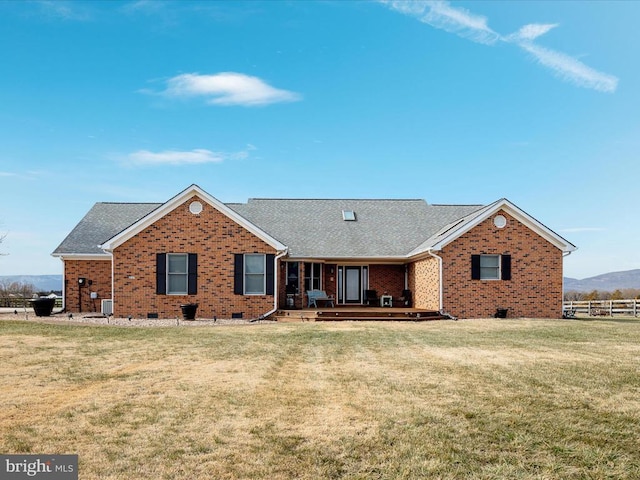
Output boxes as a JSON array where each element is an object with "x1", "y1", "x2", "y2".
[{"x1": 342, "y1": 210, "x2": 356, "y2": 221}]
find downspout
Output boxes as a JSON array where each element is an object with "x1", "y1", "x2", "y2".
[
  {"x1": 561, "y1": 251, "x2": 572, "y2": 312},
  {"x1": 110, "y1": 251, "x2": 114, "y2": 316},
  {"x1": 427, "y1": 250, "x2": 443, "y2": 312},
  {"x1": 427, "y1": 249, "x2": 456, "y2": 320},
  {"x1": 56, "y1": 258, "x2": 66, "y2": 314},
  {"x1": 99, "y1": 246, "x2": 115, "y2": 316},
  {"x1": 262, "y1": 248, "x2": 289, "y2": 319}
]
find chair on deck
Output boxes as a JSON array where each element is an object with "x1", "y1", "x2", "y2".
[
  {"x1": 364, "y1": 290, "x2": 379, "y2": 306},
  {"x1": 307, "y1": 289, "x2": 335, "y2": 308},
  {"x1": 398, "y1": 289, "x2": 412, "y2": 307}
]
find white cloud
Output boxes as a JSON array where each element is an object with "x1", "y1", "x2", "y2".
[
  {"x1": 379, "y1": 1, "x2": 618, "y2": 93},
  {"x1": 0, "y1": 172, "x2": 18, "y2": 177},
  {"x1": 127, "y1": 148, "x2": 250, "y2": 166},
  {"x1": 380, "y1": 0, "x2": 499, "y2": 45},
  {"x1": 420, "y1": 0, "x2": 500, "y2": 45},
  {"x1": 505, "y1": 23, "x2": 558, "y2": 42},
  {"x1": 516, "y1": 42, "x2": 618, "y2": 93},
  {"x1": 158, "y1": 72, "x2": 302, "y2": 107}
]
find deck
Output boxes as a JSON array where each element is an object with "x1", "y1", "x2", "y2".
[{"x1": 274, "y1": 306, "x2": 448, "y2": 322}]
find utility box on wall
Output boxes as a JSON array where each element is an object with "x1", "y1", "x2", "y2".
[{"x1": 101, "y1": 299, "x2": 113, "y2": 315}]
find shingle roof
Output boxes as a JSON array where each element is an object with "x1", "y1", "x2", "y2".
[
  {"x1": 52, "y1": 197, "x2": 484, "y2": 258},
  {"x1": 407, "y1": 201, "x2": 499, "y2": 256},
  {"x1": 228, "y1": 199, "x2": 482, "y2": 258},
  {"x1": 52, "y1": 203, "x2": 161, "y2": 255}
]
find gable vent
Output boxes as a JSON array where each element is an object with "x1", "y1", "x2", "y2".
[{"x1": 342, "y1": 210, "x2": 356, "y2": 221}]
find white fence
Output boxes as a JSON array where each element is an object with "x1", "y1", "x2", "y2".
[{"x1": 563, "y1": 299, "x2": 640, "y2": 317}]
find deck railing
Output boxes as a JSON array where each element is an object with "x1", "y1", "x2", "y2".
[{"x1": 563, "y1": 299, "x2": 639, "y2": 317}]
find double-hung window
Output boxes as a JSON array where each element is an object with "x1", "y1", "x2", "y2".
[
  {"x1": 168, "y1": 254, "x2": 188, "y2": 294},
  {"x1": 244, "y1": 254, "x2": 266, "y2": 295},
  {"x1": 304, "y1": 263, "x2": 322, "y2": 291},
  {"x1": 472, "y1": 254, "x2": 511, "y2": 281},
  {"x1": 156, "y1": 253, "x2": 198, "y2": 295},
  {"x1": 233, "y1": 253, "x2": 275, "y2": 296},
  {"x1": 480, "y1": 255, "x2": 500, "y2": 280}
]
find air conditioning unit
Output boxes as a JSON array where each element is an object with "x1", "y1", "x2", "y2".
[{"x1": 101, "y1": 299, "x2": 113, "y2": 316}]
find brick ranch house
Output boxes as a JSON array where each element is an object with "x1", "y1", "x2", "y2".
[{"x1": 52, "y1": 184, "x2": 576, "y2": 320}]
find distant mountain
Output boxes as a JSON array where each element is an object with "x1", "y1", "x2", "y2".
[
  {"x1": 0, "y1": 275, "x2": 62, "y2": 292},
  {"x1": 564, "y1": 269, "x2": 640, "y2": 292}
]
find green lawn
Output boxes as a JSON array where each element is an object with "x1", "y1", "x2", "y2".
[{"x1": 1, "y1": 318, "x2": 639, "y2": 479}]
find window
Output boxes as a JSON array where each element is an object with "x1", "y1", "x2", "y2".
[
  {"x1": 286, "y1": 262, "x2": 299, "y2": 294},
  {"x1": 342, "y1": 210, "x2": 356, "y2": 221},
  {"x1": 471, "y1": 254, "x2": 511, "y2": 281},
  {"x1": 168, "y1": 254, "x2": 188, "y2": 294},
  {"x1": 244, "y1": 254, "x2": 266, "y2": 295},
  {"x1": 480, "y1": 255, "x2": 500, "y2": 280},
  {"x1": 233, "y1": 253, "x2": 275, "y2": 296},
  {"x1": 304, "y1": 263, "x2": 322, "y2": 291},
  {"x1": 156, "y1": 253, "x2": 197, "y2": 295}
]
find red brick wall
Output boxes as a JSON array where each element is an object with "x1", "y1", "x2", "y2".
[
  {"x1": 368, "y1": 264, "x2": 406, "y2": 300},
  {"x1": 63, "y1": 259, "x2": 112, "y2": 313},
  {"x1": 112, "y1": 196, "x2": 277, "y2": 319},
  {"x1": 323, "y1": 264, "x2": 338, "y2": 301},
  {"x1": 439, "y1": 211, "x2": 563, "y2": 319}
]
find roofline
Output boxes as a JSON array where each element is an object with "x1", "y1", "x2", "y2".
[
  {"x1": 99, "y1": 184, "x2": 287, "y2": 252},
  {"x1": 52, "y1": 253, "x2": 111, "y2": 260},
  {"x1": 285, "y1": 255, "x2": 410, "y2": 264},
  {"x1": 414, "y1": 198, "x2": 577, "y2": 255},
  {"x1": 246, "y1": 198, "x2": 426, "y2": 201}
]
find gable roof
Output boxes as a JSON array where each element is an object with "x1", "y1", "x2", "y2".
[
  {"x1": 408, "y1": 198, "x2": 577, "y2": 256},
  {"x1": 52, "y1": 202, "x2": 161, "y2": 256},
  {"x1": 52, "y1": 187, "x2": 576, "y2": 260},
  {"x1": 98, "y1": 185, "x2": 287, "y2": 252}
]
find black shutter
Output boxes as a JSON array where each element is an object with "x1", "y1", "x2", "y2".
[
  {"x1": 188, "y1": 253, "x2": 198, "y2": 294},
  {"x1": 156, "y1": 253, "x2": 167, "y2": 294},
  {"x1": 265, "y1": 253, "x2": 275, "y2": 295},
  {"x1": 501, "y1": 255, "x2": 512, "y2": 281},
  {"x1": 471, "y1": 255, "x2": 481, "y2": 280},
  {"x1": 234, "y1": 254, "x2": 244, "y2": 295}
]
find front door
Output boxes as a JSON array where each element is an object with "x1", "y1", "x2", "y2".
[
  {"x1": 337, "y1": 266, "x2": 368, "y2": 304},
  {"x1": 345, "y1": 266, "x2": 361, "y2": 303}
]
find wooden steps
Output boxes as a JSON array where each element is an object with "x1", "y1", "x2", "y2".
[{"x1": 274, "y1": 307, "x2": 447, "y2": 322}]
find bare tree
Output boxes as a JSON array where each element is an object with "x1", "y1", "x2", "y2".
[{"x1": 564, "y1": 290, "x2": 585, "y2": 301}]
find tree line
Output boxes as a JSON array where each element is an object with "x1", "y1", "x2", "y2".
[
  {"x1": 564, "y1": 289, "x2": 640, "y2": 301},
  {"x1": 0, "y1": 280, "x2": 38, "y2": 297}
]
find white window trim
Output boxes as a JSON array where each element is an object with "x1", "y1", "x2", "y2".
[
  {"x1": 480, "y1": 254, "x2": 501, "y2": 281},
  {"x1": 244, "y1": 254, "x2": 266, "y2": 295},
  {"x1": 167, "y1": 253, "x2": 188, "y2": 295}
]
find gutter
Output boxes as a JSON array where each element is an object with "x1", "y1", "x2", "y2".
[{"x1": 261, "y1": 248, "x2": 289, "y2": 320}]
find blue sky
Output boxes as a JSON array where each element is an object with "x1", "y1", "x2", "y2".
[{"x1": 0, "y1": 0, "x2": 638, "y2": 279}]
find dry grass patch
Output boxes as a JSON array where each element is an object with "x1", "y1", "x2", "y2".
[{"x1": 1, "y1": 318, "x2": 639, "y2": 479}]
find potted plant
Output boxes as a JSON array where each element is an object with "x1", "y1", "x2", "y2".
[{"x1": 180, "y1": 303, "x2": 198, "y2": 320}]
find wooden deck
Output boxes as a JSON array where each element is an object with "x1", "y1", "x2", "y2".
[{"x1": 274, "y1": 306, "x2": 448, "y2": 322}]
